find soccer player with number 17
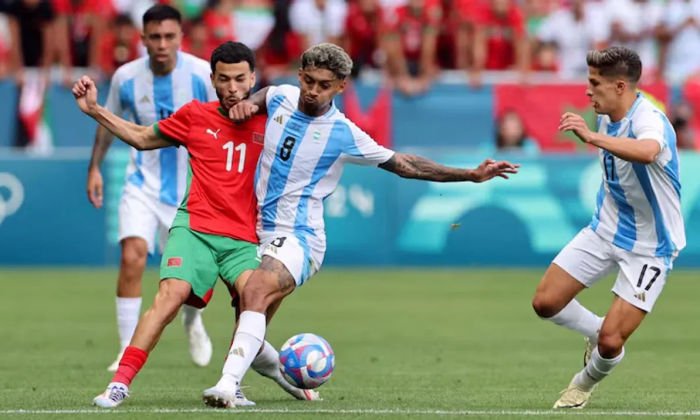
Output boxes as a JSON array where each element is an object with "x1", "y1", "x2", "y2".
[{"x1": 73, "y1": 42, "x2": 318, "y2": 408}]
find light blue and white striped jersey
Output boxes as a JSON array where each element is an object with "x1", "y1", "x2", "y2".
[
  {"x1": 256, "y1": 84, "x2": 395, "y2": 248},
  {"x1": 105, "y1": 52, "x2": 217, "y2": 207},
  {"x1": 590, "y1": 93, "x2": 685, "y2": 257}
]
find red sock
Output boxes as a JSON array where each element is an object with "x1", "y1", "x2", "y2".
[{"x1": 112, "y1": 346, "x2": 148, "y2": 387}]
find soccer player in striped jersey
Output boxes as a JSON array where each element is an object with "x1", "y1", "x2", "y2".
[
  {"x1": 532, "y1": 46, "x2": 685, "y2": 409},
  {"x1": 202, "y1": 43, "x2": 520, "y2": 408},
  {"x1": 85, "y1": 5, "x2": 216, "y2": 372}
]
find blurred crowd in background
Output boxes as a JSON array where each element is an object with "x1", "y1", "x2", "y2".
[
  {"x1": 1, "y1": 0, "x2": 700, "y2": 152},
  {"x1": 5, "y1": 0, "x2": 700, "y2": 85}
]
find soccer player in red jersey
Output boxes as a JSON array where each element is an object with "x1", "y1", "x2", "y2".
[{"x1": 72, "y1": 41, "x2": 318, "y2": 408}]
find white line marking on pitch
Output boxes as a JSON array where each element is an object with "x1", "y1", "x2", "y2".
[{"x1": 2, "y1": 409, "x2": 700, "y2": 416}]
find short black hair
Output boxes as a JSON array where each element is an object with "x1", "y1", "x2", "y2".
[
  {"x1": 210, "y1": 41, "x2": 256, "y2": 73},
  {"x1": 142, "y1": 4, "x2": 182, "y2": 28},
  {"x1": 586, "y1": 46, "x2": 642, "y2": 83}
]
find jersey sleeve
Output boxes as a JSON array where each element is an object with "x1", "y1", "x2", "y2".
[
  {"x1": 104, "y1": 72, "x2": 123, "y2": 115},
  {"x1": 634, "y1": 111, "x2": 668, "y2": 153},
  {"x1": 341, "y1": 120, "x2": 395, "y2": 166},
  {"x1": 153, "y1": 102, "x2": 193, "y2": 147}
]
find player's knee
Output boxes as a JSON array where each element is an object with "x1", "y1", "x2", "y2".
[
  {"x1": 597, "y1": 330, "x2": 625, "y2": 358},
  {"x1": 532, "y1": 293, "x2": 560, "y2": 318},
  {"x1": 152, "y1": 279, "x2": 189, "y2": 317},
  {"x1": 120, "y1": 238, "x2": 148, "y2": 270}
]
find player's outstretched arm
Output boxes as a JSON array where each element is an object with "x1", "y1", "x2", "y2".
[
  {"x1": 379, "y1": 153, "x2": 519, "y2": 183},
  {"x1": 72, "y1": 76, "x2": 171, "y2": 151}
]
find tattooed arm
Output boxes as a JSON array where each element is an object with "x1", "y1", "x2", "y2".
[{"x1": 379, "y1": 153, "x2": 519, "y2": 183}]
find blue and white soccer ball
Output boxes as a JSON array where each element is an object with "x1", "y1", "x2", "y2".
[{"x1": 279, "y1": 333, "x2": 335, "y2": 390}]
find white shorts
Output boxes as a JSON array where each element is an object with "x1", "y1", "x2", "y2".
[
  {"x1": 118, "y1": 186, "x2": 178, "y2": 255},
  {"x1": 553, "y1": 227, "x2": 674, "y2": 313},
  {"x1": 258, "y1": 231, "x2": 325, "y2": 287}
]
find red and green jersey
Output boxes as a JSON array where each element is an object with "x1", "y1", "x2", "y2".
[{"x1": 154, "y1": 100, "x2": 266, "y2": 243}]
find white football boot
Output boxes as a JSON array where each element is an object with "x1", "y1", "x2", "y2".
[
  {"x1": 183, "y1": 310, "x2": 212, "y2": 367},
  {"x1": 553, "y1": 378, "x2": 593, "y2": 409},
  {"x1": 107, "y1": 351, "x2": 124, "y2": 372},
  {"x1": 235, "y1": 387, "x2": 256, "y2": 406},
  {"x1": 93, "y1": 382, "x2": 129, "y2": 408},
  {"x1": 202, "y1": 386, "x2": 235, "y2": 408},
  {"x1": 253, "y1": 362, "x2": 321, "y2": 401}
]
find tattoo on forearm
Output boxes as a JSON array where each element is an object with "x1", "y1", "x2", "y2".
[{"x1": 379, "y1": 154, "x2": 472, "y2": 182}]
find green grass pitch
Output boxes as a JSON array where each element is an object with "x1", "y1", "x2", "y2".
[{"x1": 0, "y1": 268, "x2": 699, "y2": 420}]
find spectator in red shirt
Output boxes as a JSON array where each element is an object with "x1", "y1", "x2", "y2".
[
  {"x1": 202, "y1": 0, "x2": 236, "y2": 45},
  {"x1": 53, "y1": 0, "x2": 115, "y2": 84},
  {"x1": 343, "y1": 0, "x2": 384, "y2": 78},
  {"x1": 384, "y1": 0, "x2": 442, "y2": 96},
  {"x1": 181, "y1": 16, "x2": 216, "y2": 60},
  {"x1": 96, "y1": 14, "x2": 141, "y2": 77},
  {"x1": 470, "y1": 0, "x2": 529, "y2": 85}
]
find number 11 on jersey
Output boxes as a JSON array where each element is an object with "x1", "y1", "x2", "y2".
[{"x1": 223, "y1": 141, "x2": 246, "y2": 173}]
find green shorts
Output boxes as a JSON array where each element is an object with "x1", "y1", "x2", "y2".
[{"x1": 160, "y1": 227, "x2": 261, "y2": 308}]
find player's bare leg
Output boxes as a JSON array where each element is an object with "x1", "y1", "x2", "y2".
[
  {"x1": 554, "y1": 295, "x2": 644, "y2": 409},
  {"x1": 110, "y1": 237, "x2": 149, "y2": 372},
  {"x1": 95, "y1": 278, "x2": 190, "y2": 408},
  {"x1": 203, "y1": 257, "x2": 308, "y2": 408},
  {"x1": 533, "y1": 263, "x2": 604, "y2": 365}
]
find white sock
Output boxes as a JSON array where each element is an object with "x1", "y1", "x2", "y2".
[
  {"x1": 251, "y1": 341, "x2": 279, "y2": 377},
  {"x1": 182, "y1": 305, "x2": 203, "y2": 332},
  {"x1": 543, "y1": 299, "x2": 603, "y2": 340},
  {"x1": 217, "y1": 311, "x2": 266, "y2": 390},
  {"x1": 573, "y1": 346, "x2": 625, "y2": 391},
  {"x1": 116, "y1": 297, "x2": 142, "y2": 351}
]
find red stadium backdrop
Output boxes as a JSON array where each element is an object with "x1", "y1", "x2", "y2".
[{"x1": 494, "y1": 83, "x2": 670, "y2": 152}]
